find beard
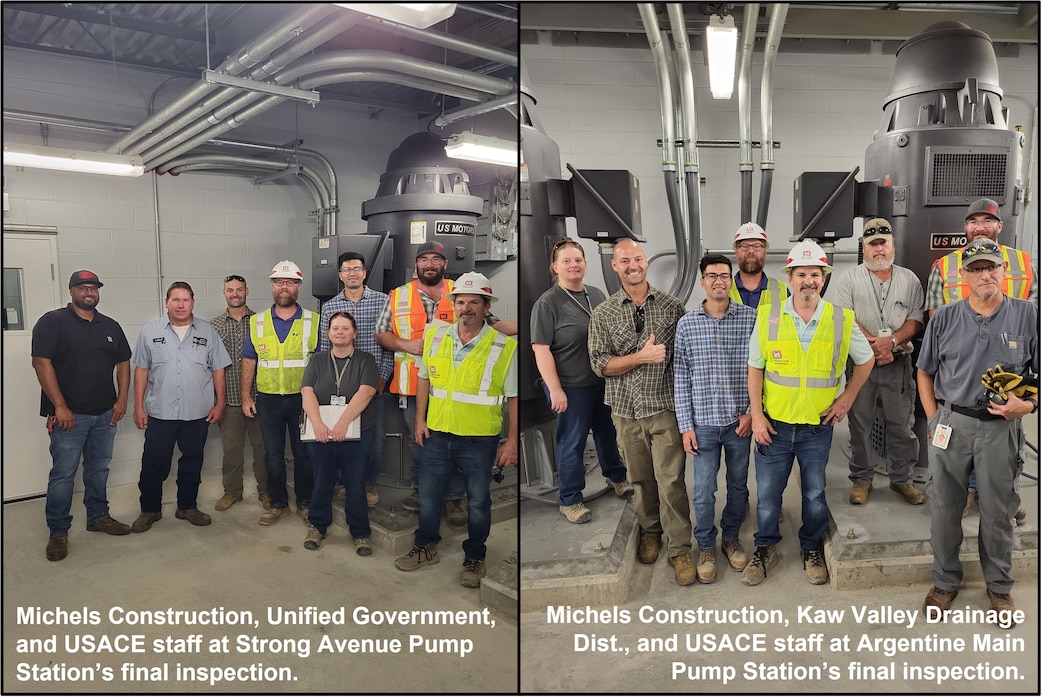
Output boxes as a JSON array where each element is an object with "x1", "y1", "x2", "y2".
[
  {"x1": 739, "y1": 257, "x2": 762, "y2": 275},
  {"x1": 864, "y1": 254, "x2": 894, "y2": 272},
  {"x1": 417, "y1": 268, "x2": 444, "y2": 285},
  {"x1": 72, "y1": 297, "x2": 98, "y2": 312}
]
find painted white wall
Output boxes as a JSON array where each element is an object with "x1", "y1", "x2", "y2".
[
  {"x1": 522, "y1": 40, "x2": 1039, "y2": 306},
  {"x1": 3, "y1": 47, "x2": 518, "y2": 490}
]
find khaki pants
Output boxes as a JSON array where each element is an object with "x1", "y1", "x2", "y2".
[
  {"x1": 219, "y1": 405, "x2": 268, "y2": 497},
  {"x1": 612, "y1": 410, "x2": 692, "y2": 556}
]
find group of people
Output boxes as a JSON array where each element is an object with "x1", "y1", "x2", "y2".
[
  {"x1": 531, "y1": 200, "x2": 1036, "y2": 622},
  {"x1": 33, "y1": 241, "x2": 518, "y2": 590}
]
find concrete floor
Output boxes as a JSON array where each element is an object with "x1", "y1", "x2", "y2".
[
  {"x1": 520, "y1": 418, "x2": 1039, "y2": 693},
  {"x1": 3, "y1": 468, "x2": 518, "y2": 694}
]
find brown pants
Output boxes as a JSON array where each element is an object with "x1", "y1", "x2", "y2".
[{"x1": 219, "y1": 405, "x2": 268, "y2": 497}]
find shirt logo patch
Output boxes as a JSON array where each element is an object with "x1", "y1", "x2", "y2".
[
  {"x1": 258, "y1": 343, "x2": 267, "y2": 352},
  {"x1": 772, "y1": 350, "x2": 783, "y2": 360}
]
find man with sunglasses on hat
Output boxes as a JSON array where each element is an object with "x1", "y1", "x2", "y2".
[
  {"x1": 917, "y1": 238, "x2": 1037, "y2": 622},
  {"x1": 925, "y1": 198, "x2": 1037, "y2": 524},
  {"x1": 211, "y1": 274, "x2": 268, "y2": 512},
  {"x1": 828, "y1": 218, "x2": 926, "y2": 507}
]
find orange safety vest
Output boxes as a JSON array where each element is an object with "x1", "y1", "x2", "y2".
[
  {"x1": 936, "y1": 245, "x2": 1033, "y2": 304},
  {"x1": 389, "y1": 279, "x2": 456, "y2": 396}
]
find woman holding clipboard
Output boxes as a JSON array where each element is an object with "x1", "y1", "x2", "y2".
[{"x1": 300, "y1": 311, "x2": 379, "y2": 555}]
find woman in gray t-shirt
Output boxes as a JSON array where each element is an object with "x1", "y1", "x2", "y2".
[{"x1": 301, "y1": 311, "x2": 379, "y2": 555}]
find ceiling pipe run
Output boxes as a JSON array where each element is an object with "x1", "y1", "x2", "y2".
[
  {"x1": 738, "y1": 3, "x2": 760, "y2": 224},
  {"x1": 756, "y1": 4, "x2": 789, "y2": 228}
]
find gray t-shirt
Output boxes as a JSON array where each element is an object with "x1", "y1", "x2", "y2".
[
  {"x1": 531, "y1": 284, "x2": 606, "y2": 388},
  {"x1": 301, "y1": 349, "x2": 380, "y2": 430},
  {"x1": 829, "y1": 263, "x2": 924, "y2": 349},
  {"x1": 917, "y1": 296, "x2": 1038, "y2": 408}
]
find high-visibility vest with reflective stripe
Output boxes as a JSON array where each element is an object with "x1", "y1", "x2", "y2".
[
  {"x1": 389, "y1": 280, "x2": 456, "y2": 396},
  {"x1": 729, "y1": 276, "x2": 790, "y2": 309},
  {"x1": 757, "y1": 296, "x2": 854, "y2": 425},
  {"x1": 251, "y1": 308, "x2": 318, "y2": 395},
  {"x1": 937, "y1": 245, "x2": 1033, "y2": 304},
  {"x1": 423, "y1": 324, "x2": 516, "y2": 436}
]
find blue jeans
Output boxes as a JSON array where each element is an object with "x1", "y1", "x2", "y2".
[
  {"x1": 309, "y1": 427, "x2": 374, "y2": 539},
  {"x1": 753, "y1": 419, "x2": 834, "y2": 551},
  {"x1": 541, "y1": 381, "x2": 627, "y2": 506},
  {"x1": 45, "y1": 410, "x2": 117, "y2": 536},
  {"x1": 365, "y1": 399, "x2": 385, "y2": 485},
  {"x1": 692, "y1": 422, "x2": 751, "y2": 549},
  {"x1": 414, "y1": 431, "x2": 499, "y2": 561},
  {"x1": 138, "y1": 417, "x2": 209, "y2": 512},
  {"x1": 402, "y1": 395, "x2": 465, "y2": 500},
  {"x1": 256, "y1": 393, "x2": 312, "y2": 510}
]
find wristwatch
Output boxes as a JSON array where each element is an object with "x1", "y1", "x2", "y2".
[{"x1": 890, "y1": 335, "x2": 897, "y2": 349}]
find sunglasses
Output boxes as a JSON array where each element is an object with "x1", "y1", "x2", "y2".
[
  {"x1": 863, "y1": 226, "x2": 892, "y2": 237},
  {"x1": 634, "y1": 305, "x2": 645, "y2": 334},
  {"x1": 961, "y1": 242, "x2": 1003, "y2": 261},
  {"x1": 224, "y1": 274, "x2": 246, "y2": 283}
]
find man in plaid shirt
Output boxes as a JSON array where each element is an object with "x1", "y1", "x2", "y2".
[{"x1": 589, "y1": 239, "x2": 695, "y2": 586}]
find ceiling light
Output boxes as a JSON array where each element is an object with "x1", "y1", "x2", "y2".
[
  {"x1": 335, "y1": 3, "x2": 456, "y2": 29},
  {"x1": 706, "y1": 14, "x2": 738, "y2": 100},
  {"x1": 444, "y1": 132, "x2": 517, "y2": 167},
  {"x1": 3, "y1": 143, "x2": 144, "y2": 177}
]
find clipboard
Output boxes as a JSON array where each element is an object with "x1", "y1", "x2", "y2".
[{"x1": 300, "y1": 405, "x2": 361, "y2": 441}]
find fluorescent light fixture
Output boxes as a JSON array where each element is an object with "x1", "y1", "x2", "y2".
[
  {"x1": 445, "y1": 131, "x2": 517, "y2": 167},
  {"x1": 335, "y1": 3, "x2": 456, "y2": 28},
  {"x1": 3, "y1": 143, "x2": 144, "y2": 177},
  {"x1": 203, "y1": 71, "x2": 320, "y2": 105},
  {"x1": 706, "y1": 14, "x2": 738, "y2": 100}
]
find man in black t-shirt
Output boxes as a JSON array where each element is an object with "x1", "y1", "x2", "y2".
[{"x1": 31, "y1": 270, "x2": 133, "y2": 562}]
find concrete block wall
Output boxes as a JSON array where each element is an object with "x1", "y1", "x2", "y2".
[{"x1": 522, "y1": 40, "x2": 1039, "y2": 306}]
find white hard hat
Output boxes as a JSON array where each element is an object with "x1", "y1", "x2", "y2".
[
  {"x1": 270, "y1": 260, "x2": 303, "y2": 280},
  {"x1": 782, "y1": 239, "x2": 832, "y2": 274},
  {"x1": 733, "y1": 222, "x2": 769, "y2": 247},
  {"x1": 447, "y1": 271, "x2": 497, "y2": 303}
]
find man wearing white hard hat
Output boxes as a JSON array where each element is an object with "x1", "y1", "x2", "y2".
[
  {"x1": 730, "y1": 222, "x2": 789, "y2": 309},
  {"x1": 743, "y1": 239, "x2": 874, "y2": 587},
  {"x1": 242, "y1": 261, "x2": 320, "y2": 527},
  {"x1": 394, "y1": 272, "x2": 517, "y2": 590}
]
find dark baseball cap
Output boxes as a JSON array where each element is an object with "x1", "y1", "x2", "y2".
[
  {"x1": 415, "y1": 241, "x2": 446, "y2": 260},
  {"x1": 965, "y1": 198, "x2": 1001, "y2": 221},
  {"x1": 69, "y1": 270, "x2": 103, "y2": 288}
]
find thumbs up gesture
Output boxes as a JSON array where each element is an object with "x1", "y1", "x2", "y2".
[{"x1": 636, "y1": 333, "x2": 666, "y2": 364}]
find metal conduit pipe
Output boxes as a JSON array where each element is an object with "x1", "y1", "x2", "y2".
[
  {"x1": 362, "y1": 16, "x2": 517, "y2": 67},
  {"x1": 107, "y1": 5, "x2": 335, "y2": 154},
  {"x1": 434, "y1": 94, "x2": 520, "y2": 127},
  {"x1": 456, "y1": 3, "x2": 518, "y2": 23},
  {"x1": 738, "y1": 3, "x2": 760, "y2": 223},
  {"x1": 130, "y1": 12, "x2": 363, "y2": 158},
  {"x1": 756, "y1": 4, "x2": 788, "y2": 228}
]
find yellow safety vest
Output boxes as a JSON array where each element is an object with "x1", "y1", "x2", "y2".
[
  {"x1": 730, "y1": 276, "x2": 790, "y2": 308},
  {"x1": 423, "y1": 324, "x2": 516, "y2": 436},
  {"x1": 757, "y1": 295, "x2": 854, "y2": 425},
  {"x1": 251, "y1": 308, "x2": 318, "y2": 395},
  {"x1": 936, "y1": 245, "x2": 1033, "y2": 304},
  {"x1": 389, "y1": 280, "x2": 456, "y2": 396}
]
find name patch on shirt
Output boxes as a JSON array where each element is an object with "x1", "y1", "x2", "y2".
[
  {"x1": 152, "y1": 337, "x2": 166, "y2": 344},
  {"x1": 192, "y1": 336, "x2": 208, "y2": 348}
]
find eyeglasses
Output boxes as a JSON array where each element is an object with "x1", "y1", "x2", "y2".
[
  {"x1": 965, "y1": 218, "x2": 999, "y2": 229},
  {"x1": 702, "y1": 273, "x2": 733, "y2": 282},
  {"x1": 963, "y1": 263, "x2": 1002, "y2": 276},
  {"x1": 340, "y1": 266, "x2": 365, "y2": 274},
  {"x1": 736, "y1": 243, "x2": 765, "y2": 252},
  {"x1": 863, "y1": 226, "x2": 892, "y2": 237},
  {"x1": 224, "y1": 274, "x2": 246, "y2": 283},
  {"x1": 272, "y1": 279, "x2": 301, "y2": 287},
  {"x1": 634, "y1": 305, "x2": 645, "y2": 334}
]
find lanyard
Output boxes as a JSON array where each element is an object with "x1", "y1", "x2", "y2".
[
  {"x1": 558, "y1": 284, "x2": 592, "y2": 315},
  {"x1": 330, "y1": 352, "x2": 351, "y2": 395},
  {"x1": 866, "y1": 268, "x2": 893, "y2": 329}
]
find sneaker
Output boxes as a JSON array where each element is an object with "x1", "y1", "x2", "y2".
[
  {"x1": 1015, "y1": 503, "x2": 1027, "y2": 526},
  {"x1": 559, "y1": 502, "x2": 592, "y2": 524},
  {"x1": 259, "y1": 492, "x2": 271, "y2": 511},
  {"x1": 304, "y1": 525, "x2": 324, "y2": 550},
  {"x1": 86, "y1": 516, "x2": 131, "y2": 535},
  {"x1": 638, "y1": 533, "x2": 662, "y2": 564},
  {"x1": 721, "y1": 539, "x2": 749, "y2": 571},
  {"x1": 890, "y1": 482, "x2": 926, "y2": 505},
  {"x1": 923, "y1": 585, "x2": 958, "y2": 613},
  {"x1": 669, "y1": 552, "x2": 697, "y2": 586},
  {"x1": 696, "y1": 548, "x2": 717, "y2": 584},
  {"x1": 259, "y1": 507, "x2": 291, "y2": 526},
  {"x1": 962, "y1": 491, "x2": 977, "y2": 516},
  {"x1": 607, "y1": 479, "x2": 634, "y2": 497},
  {"x1": 131, "y1": 511, "x2": 162, "y2": 533},
  {"x1": 354, "y1": 538, "x2": 373, "y2": 556},
  {"x1": 402, "y1": 488, "x2": 420, "y2": 512},
  {"x1": 46, "y1": 536, "x2": 68, "y2": 562},
  {"x1": 366, "y1": 484, "x2": 379, "y2": 508},
  {"x1": 986, "y1": 589, "x2": 1018, "y2": 626},
  {"x1": 444, "y1": 498, "x2": 467, "y2": 529},
  {"x1": 741, "y1": 544, "x2": 778, "y2": 586},
  {"x1": 849, "y1": 483, "x2": 872, "y2": 505},
  {"x1": 803, "y1": 548, "x2": 828, "y2": 585},
  {"x1": 395, "y1": 543, "x2": 440, "y2": 571},
  {"x1": 461, "y1": 559, "x2": 486, "y2": 588},
  {"x1": 215, "y1": 493, "x2": 242, "y2": 511},
  {"x1": 175, "y1": 508, "x2": 212, "y2": 527}
]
